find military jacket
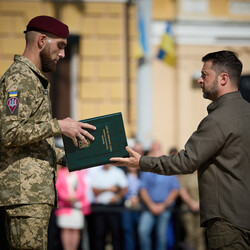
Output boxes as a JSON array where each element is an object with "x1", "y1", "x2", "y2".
[
  {"x1": 140, "y1": 92, "x2": 250, "y2": 230},
  {"x1": 0, "y1": 55, "x2": 64, "y2": 207}
]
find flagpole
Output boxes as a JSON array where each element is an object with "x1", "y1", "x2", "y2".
[{"x1": 136, "y1": 0, "x2": 153, "y2": 151}]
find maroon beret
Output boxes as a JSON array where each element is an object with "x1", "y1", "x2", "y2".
[{"x1": 24, "y1": 15, "x2": 69, "y2": 38}]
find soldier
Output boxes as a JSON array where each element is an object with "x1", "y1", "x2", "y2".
[{"x1": 0, "y1": 16, "x2": 95, "y2": 249}]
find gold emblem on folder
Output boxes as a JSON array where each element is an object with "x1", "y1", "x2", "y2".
[{"x1": 78, "y1": 139, "x2": 90, "y2": 149}]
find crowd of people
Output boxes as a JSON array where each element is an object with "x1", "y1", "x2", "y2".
[{"x1": 47, "y1": 141, "x2": 207, "y2": 250}]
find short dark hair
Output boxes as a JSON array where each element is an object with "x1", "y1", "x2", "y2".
[{"x1": 202, "y1": 50, "x2": 242, "y2": 86}]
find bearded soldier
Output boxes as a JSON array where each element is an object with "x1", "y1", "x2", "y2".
[{"x1": 0, "y1": 16, "x2": 95, "y2": 249}]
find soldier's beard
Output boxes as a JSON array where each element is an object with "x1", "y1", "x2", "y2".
[{"x1": 40, "y1": 45, "x2": 57, "y2": 73}]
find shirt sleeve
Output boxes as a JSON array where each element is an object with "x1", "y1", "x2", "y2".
[
  {"x1": 139, "y1": 172, "x2": 147, "y2": 190},
  {"x1": 171, "y1": 176, "x2": 180, "y2": 190},
  {"x1": 55, "y1": 147, "x2": 66, "y2": 165},
  {"x1": 0, "y1": 73, "x2": 61, "y2": 147},
  {"x1": 140, "y1": 115, "x2": 226, "y2": 175}
]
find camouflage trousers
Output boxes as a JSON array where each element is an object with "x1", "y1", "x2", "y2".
[
  {"x1": 206, "y1": 218, "x2": 250, "y2": 250},
  {"x1": 5, "y1": 204, "x2": 52, "y2": 250}
]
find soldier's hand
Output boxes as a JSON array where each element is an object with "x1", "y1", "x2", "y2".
[{"x1": 58, "y1": 117, "x2": 96, "y2": 147}]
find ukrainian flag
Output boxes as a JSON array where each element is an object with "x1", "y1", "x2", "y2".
[
  {"x1": 134, "y1": 13, "x2": 148, "y2": 65},
  {"x1": 9, "y1": 91, "x2": 18, "y2": 97},
  {"x1": 157, "y1": 22, "x2": 176, "y2": 66}
]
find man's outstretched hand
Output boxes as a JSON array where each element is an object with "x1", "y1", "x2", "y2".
[{"x1": 110, "y1": 146, "x2": 141, "y2": 169}]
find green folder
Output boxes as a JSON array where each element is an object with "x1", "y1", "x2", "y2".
[{"x1": 62, "y1": 112, "x2": 129, "y2": 171}]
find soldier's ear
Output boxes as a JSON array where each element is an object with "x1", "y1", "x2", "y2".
[{"x1": 38, "y1": 34, "x2": 47, "y2": 49}]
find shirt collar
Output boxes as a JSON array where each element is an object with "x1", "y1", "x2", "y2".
[
  {"x1": 207, "y1": 91, "x2": 242, "y2": 114},
  {"x1": 14, "y1": 55, "x2": 49, "y2": 89},
  {"x1": 14, "y1": 55, "x2": 48, "y2": 82}
]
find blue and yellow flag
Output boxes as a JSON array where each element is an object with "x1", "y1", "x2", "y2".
[
  {"x1": 157, "y1": 22, "x2": 176, "y2": 66},
  {"x1": 9, "y1": 91, "x2": 18, "y2": 97},
  {"x1": 134, "y1": 13, "x2": 148, "y2": 64}
]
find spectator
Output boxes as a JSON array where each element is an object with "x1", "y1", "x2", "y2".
[
  {"x1": 91, "y1": 164, "x2": 128, "y2": 250},
  {"x1": 147, "y1": 140, "x2": 163, "y2": 157},
  {"x1": 138, "y1": 141, "x2": 180, "y2": 250},
  {"x1": 122, "y1": 141, "x2": 144, "y2": 250},
  {"x1": 84, "y1": 167, "x2": 102, "y2": 250},
  {"x1": 179, "y1": 172, "x2": 206, "y2": 250},
  {"x1": 55, "y1": 166, "x2": 91, "y2": 250},
  {"x1": 169, "y1": 147, "x2": 206, "y2": 249}
]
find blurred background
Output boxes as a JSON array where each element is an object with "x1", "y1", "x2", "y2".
[{"x1": 1, "y1": 0, "x2": 250, "y2": 153}]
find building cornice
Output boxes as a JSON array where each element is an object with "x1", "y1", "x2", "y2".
[{"x1": 152, "y1": 20, "x2": 250, "y2": 46}]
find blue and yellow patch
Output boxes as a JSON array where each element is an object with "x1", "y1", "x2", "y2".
[
  {"x1": 9, "y1": 91, "x2": 18, "y2": 97},
  {"x1": 6, "y1": 91, "x2": 20, "y2": 116}
]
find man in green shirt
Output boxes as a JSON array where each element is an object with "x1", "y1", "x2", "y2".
[{"x1": 111, "y1": 50, "x2": 250, "y2": 249}]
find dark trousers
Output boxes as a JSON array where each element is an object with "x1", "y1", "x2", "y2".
[
  {"x1": 0, "y1": 208, "x2": 9, "y2": 250},
  {"x1": 92, "y1": 205, "x2": 123, "y2": 250},
  {"x1": 206, "y1": 218, "x2": 250, "y2": 250}
]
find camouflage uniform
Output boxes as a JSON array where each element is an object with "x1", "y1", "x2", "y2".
[{"x1": 0, "y1": 55, "x2": 65, "y2": 249}]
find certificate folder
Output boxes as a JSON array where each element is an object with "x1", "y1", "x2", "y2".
[{"x1": 62, "y1": 112, "x2": 129, "y2": 171}]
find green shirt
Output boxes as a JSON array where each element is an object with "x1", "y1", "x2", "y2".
[{"x1": 140, "y1": 91, "x2": 250, "y2": 230}]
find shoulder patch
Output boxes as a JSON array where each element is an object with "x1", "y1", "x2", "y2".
[{"x1": 6, "y1": 91, "x2": 20, "y2": 116}]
